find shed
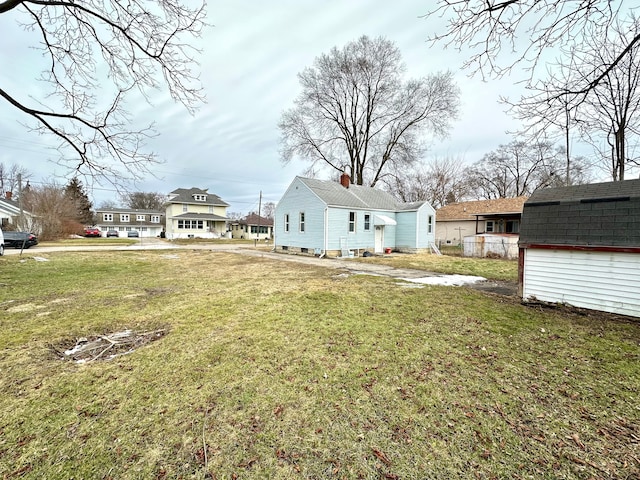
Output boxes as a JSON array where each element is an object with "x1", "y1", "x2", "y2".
[{"x1": 518, "y1": 179, "x2": 640, "y2": 318}]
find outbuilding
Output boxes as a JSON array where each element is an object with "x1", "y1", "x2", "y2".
[{"x1": 518, "y1": 179, "x2": 640, "y2": 318}]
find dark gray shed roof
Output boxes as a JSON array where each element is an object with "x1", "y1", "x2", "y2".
[{"x1": 519, "y1": 179, "x2": 640, "y2": 247}]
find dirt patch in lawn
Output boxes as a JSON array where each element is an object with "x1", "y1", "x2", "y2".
[{"x1": 50, "y1": 328, "x2": 168, "y2": 363}]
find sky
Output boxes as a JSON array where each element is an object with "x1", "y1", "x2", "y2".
[{"x1": 0, "y1": 1, "x2": 524, "y2": 215}]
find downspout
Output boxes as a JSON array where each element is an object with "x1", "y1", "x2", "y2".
[
  {"x1": 320, "y1": 206, "x2": 328, "y2": 258},
  {"x1": 272, "y1": 213, "x2": 277, "y2": 252}
]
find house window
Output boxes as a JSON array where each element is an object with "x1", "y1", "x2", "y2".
[
  {"x1": 364, "y1": 214, "x2": 371, "y2": 231},
  {"x1": 178, "y1": 220, "x2": 204, "y2": 229},
  {"x1": 182, "y1": 204, "x2": 188, "y2": 212},
  {"x1": 427, "y1": 215, "x2": 433, "y2": 234},
  {"x1": 506, "y1": 220, "x2": 519, "y2": 233},
  {"x1": 194, "y1": 194, "x2": 207, "y2": 201},
  {"x1": 486, "y1": 221, "x2": 494, "y2": 233},
  {"x1": 103, "y1": 213, "x2": 113, "y2": 222},
  {"x1": 151, "y1": 215, "x2": 160, "y2": 223},
  {"x1": 208, "y1": 206, "x2": 214, "y2": 213},
  {"x1": 136, "y1": 214, "x2": 145, "y2": 221},
  {"x1": 121, "y1": 214, "x2": 130, "y2": 222},
  {"x1": 348, "y1": 212, "x2": 356, "y2": 232},
  {"x1": 284, "y1": 214, "x2": 290, "y2": 233},
  {"x1": 299, "y1": 212, "x2": 305, "y2": 232}
]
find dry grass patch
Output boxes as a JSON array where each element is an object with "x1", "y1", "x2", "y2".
[
  {"x1": 354, "y1": 251, "x2": 518, "y2": 281},
  {"x1": 0, "y1": 250, "x2": 638, "y2": 479}
]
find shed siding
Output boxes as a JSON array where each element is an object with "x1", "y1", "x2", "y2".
[
  {"x1": 523, "y1": 248, "x2": 640, "y2": 318},
  {"x1": 275, "y1": 179, "x2": 326, "y2": 250}
]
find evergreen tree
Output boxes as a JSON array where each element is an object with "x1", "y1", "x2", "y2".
[{"x1": 64, "y1": 177, "x2": 94, "y2": 225}]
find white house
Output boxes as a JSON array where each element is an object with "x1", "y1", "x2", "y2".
[
  {"x1": 0, "y1": 192, "x2": 35, "y2": 231},
  {"x1": 95, "y1": 207, "x2": 165, "y2": 238},
  {"x1": 274, "y1": 175, "x2": 436, "y2": 257},
  {"x1": 165, "y1": 188, "x2": 229, "y2": 240}
]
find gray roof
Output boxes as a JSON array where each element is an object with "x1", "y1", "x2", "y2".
[
  {"x1": 96, "y1": 207, "x2": 163, "y2": 215},
  {"x1": 520, "y1": 179, "x2": 640, "y2": 247},
  {"x1": 173, "y1": 212, "x2": 228, "y2": 221},
  {"x1": 298, "y1": 177, "x2": 424, "y2": 211},
  {"x1": 168, "y1": 188, "x2": 229, "y2": 207},
  {"x1": 0, "y1": 197, "x2": 21, "y2": 216}
]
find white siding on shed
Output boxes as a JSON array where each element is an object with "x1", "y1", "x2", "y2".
[{"x1": 523, "y1": 249, "x2": 640, "y2": 318}]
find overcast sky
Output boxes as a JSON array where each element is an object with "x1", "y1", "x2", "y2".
[{"x1": 1, "y1": 1, "x2": 525, "y2": 214}]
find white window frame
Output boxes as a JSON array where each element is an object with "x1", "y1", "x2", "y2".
[
  {"x1": 427, "y1": 215, "x2": 433, "y2": 234},
  {"x1": 364, "y1": 213, "x2": 371, "y2": 231},
  {"x1": 348, "y1": 211, "x2": 356, "y2": 233},
  {"x1": 103, "y1": 213, "x2": 113, "y2": 222},
  {"x1": 121, "y1": 214, "x2": 130, "y2": 222},
  {"x1": 284, "y1": 214, "x2": 290, "y2": 233},
  {"x1": 136, "y1": 214, "x2": 145, "y2": 221},
  {"x1": 299, "y1": 212, "x2": 305, "y2": 233},
  {"x1": 151, "y1": 215, "x2": 160, "y2": 223}
]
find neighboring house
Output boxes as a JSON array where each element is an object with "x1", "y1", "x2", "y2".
[
  {"x1": 436, "y1": 197, "x2": 527, "y2": 259},
  {"x1": 274, "y1": 175, "x2": 436, "y2": 256},
  {"x1": 0, "y1": 192, "x2": 35, "y2": 231},
  {"x1": 519, "y1": 178, "x2": 640, "y2": 318},
  {"x1": 165, "y1": 188, "x2": 229, "y2": 240},
  {"x1": 96, "y1": 208, "x2": 165, "y2": 238},
  {"x1": 229, "y1": 213, "x2": 274, "y2": 240}
]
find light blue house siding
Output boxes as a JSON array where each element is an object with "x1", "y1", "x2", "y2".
[
  {"x1": 274, "y1": 177, "x2": 326, "y2": 253},
  {"x1": 275, "y1": 176, "x2": 435, "y2": 256},
  {"x1": 396, "y1": 204, "x2": 436, "y2": 251}
]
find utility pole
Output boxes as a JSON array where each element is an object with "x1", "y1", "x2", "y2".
[
  {"x1": 254, "y1": 191, "x2": 262, "y2": 247},
  {"x1": 17, "y1": 173, "x2": 24, "y2": 230}
]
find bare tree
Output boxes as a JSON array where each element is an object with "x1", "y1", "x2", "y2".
[
  {"x1": 20, "y1": 181, "x2": 82, "y2": 239},
  {"x1": 261, "y1": 201, "x2": 276, "y2": 220},
  {"x1": 508, "y1": 15, "x2": 640, "y2": 181},
  {"x1": 429, "y1": 1, "x2": 638, "y2": 97},
  {"x1": 0, "y1": 162, "x2": 31, "y2": 197},
  {"x1": 120, "y1": 191, "x2": 167, "y2": 210},
  {"x1": 279, "y1": 35, "x2": 460, "y2": 187},
  {"x1": 383, "y1": 156, "x2": 469, "y2": 207},
  {"x1": 464, "y1": 140, "x2": 577, "y2": 199},
  {"x1": 575, "y1": 19, "x2": 640, "y2": 180},
  {"x1": 0, "y1": 0, "x2": 206, "y2": 185}
]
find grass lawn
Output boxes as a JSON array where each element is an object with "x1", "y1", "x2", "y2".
[
  {"x1": 353, "y1": 252, "x2": 518, "y2": 282},
  {"x1": 0, "y1": 250, "x2": 638, "y2": 479}
]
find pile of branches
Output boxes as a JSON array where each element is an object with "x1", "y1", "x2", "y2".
[{"x1": 51, "y1": 329, "x2": 167, "y2": 363}]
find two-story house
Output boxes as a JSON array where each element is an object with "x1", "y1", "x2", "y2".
[
  {"x1": 96, "y1": 208, "x2": 165, "y2": 237},
  {"x1": 165, "y1": 188, "x2": 229, "y2": 239}
]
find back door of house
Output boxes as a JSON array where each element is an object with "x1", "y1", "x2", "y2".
[{"x1": 375, "y1": 226, "x2": 383, "y2": 253}]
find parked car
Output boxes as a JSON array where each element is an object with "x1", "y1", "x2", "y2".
[
  {"x1": 0, "y1": 227, "x2": 4, "y2": 256},
  {"x1": 3, "y1": 231, "x2": 38, "y2": 249},
  {"x1": 127, "y1": 230, "x2": 139, "y2": 238},
  {"x1": 84, "y1": 227, "x2": 101, "y2": 237},
  {"x1": 106, "y1": 230, "x2": 119, "y2": 237}
]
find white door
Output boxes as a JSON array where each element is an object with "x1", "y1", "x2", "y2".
[{"x1": 374, "y1": 226, "x2": 384, "y2": 253}]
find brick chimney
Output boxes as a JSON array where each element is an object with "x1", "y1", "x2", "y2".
[
  {"x1": 340, "y1": 172, "x2": 350, "y2": 189},
  {"x1": 5, "y1": 191, "x2": 12, "y2": 200}
]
